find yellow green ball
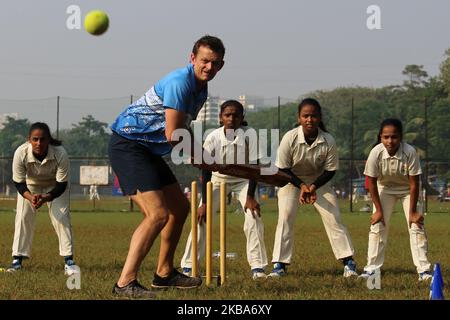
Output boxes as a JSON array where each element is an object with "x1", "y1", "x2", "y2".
[{"x1": 84, "y1": 10, "x2": 109, "y2": 36}]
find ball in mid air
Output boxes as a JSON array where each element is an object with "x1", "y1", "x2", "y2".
[{"x1": 84, "y1": 10, "x2": 109, "y2": 36}]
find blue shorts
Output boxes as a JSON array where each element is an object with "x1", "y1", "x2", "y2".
[{"x1": 108, "y1": 132, "x2": 177, "y2": 195}]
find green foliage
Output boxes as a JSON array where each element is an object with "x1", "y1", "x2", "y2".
[
  {"x1": 439, "y1": 48, "x2": 450, "y2": 94},
  {"x1": 0, "y1": 117, "x2": 31, "y2": 157},
  {"x1": 58, "y1": 115, "x2": 110, "y2": 156},
  {"x1": 1, "y1": 48, "x2": 449, "y2": 190},
  {"x1": 402, "y1": 64, "x2": 428, "y2": 88},
  {"x1": 242, "y1": 49, "x2": 450, "y2": 190}
]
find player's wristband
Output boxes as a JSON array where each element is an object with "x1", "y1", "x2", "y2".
[
  {"x1": 278, "y1": 168, "x2": 304, "y2": 189},
  {"x1": 14, "y1": 181, "x2": 30, "y2": 197},
  {"x1": 311, "y1": 171, "x2": 335, "y2": 189},
  {"x1": 247, "y1": 179, "x2": 257, "y2": 197},
  {"x1": 48, "y1": 181, "x2": 68, "y2": 200}
]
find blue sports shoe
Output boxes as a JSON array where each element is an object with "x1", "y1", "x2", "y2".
[
  {"x1": 6, "y1": 259, "x2": 22, "y2": 272},
  {"x1": 418, "y1": 271, "x2": 432, "y2": 282},
  {"x1": 268, "y1": 263, "x2": 287, "y2": 278},
  {"x1": 252, "y1": 268, "x2": 267, "y2": 280},
  {"x1": 182, "y1": 267, "x2": 192, "y2": 277},
  {"x1": 358, "y1": 270, "x2": 375, "y2": 280},
  {"x1": 343, "y1": 259, "x2": 358, "y2": 278},
  {"x1": 64, "y1": 259, "x2": 80, "y2": 276}
]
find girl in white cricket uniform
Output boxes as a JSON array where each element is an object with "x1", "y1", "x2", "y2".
[
  {"x1": 9, "y1": 122, "x2": 78, "y2": 275},
  {"x1": 360, "y1": 118, "x2": 432, "y2": 281},
  {"x1": 269, "y1": 98, "x2": 357, "y2": 278},
  {"x1": 181, "y1": 100, "x2": 268, "y2": 279}
]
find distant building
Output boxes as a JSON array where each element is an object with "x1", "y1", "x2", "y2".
[
  {"x1": 238, "y1": 95, "x2": 264, "y2": 112},
  {"x1": 0, "y1": 113, "x2": 19, "y2": 129},
  {"x1": 196, "y1": 96, "x2": 220, "y2": 125}
]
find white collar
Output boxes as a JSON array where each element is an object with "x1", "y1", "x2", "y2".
[
  {"x1": 381, "y1": 143, "x2": 403, "y2": 160},
  {"x1": 219, "y1": 126, "x2": 246, "y2": 147},
  {"x1": 297, "y1": 126, "x2": 325, "y2": 147},
  {"x1": 26, "y1": 143, "x2": 55, "y2": 164}
]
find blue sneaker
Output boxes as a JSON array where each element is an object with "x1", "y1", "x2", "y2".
[
  {"x1": 358, "y1": 270, "x2": 375, "y2": 280},
  {"x1": 182, "y1": 267, "x2": 192, "y2": 277},
  {"x1": 64, "y1": 259, "x2": 80, "y2": 276},
  {"x1": 343, "y1": 259, "x2": 358, "y2": 278},
  {"x1": 252, "y1": 268, "x2": 267, "y2": 280},
  {"x1": 6, "y1": 259, "x2": 22, "y2": 272},
  {"x1": 418, "y1": 271, "x2": 432, "y2": 282},
  {"x1": 268, "y1": 263, "x2": 287, "y2": 278}
]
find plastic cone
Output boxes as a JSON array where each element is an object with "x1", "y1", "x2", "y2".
[{"x1": 430, "y1": 263, "x2": 444, "y2": 300}]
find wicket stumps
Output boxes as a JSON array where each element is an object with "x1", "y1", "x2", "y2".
[{"x1": 190, "y1": 180, "x2": 227, "y2": 286}]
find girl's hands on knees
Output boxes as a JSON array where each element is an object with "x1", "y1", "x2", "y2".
[
  {"x1": 299, "y1": 184, "x2": 311, "y2": 204},
  {"x1": 299, "y1": 184, "x2": 317, "y2": 204},
  {"x1": 308, "y1": 184, "x2": 317, "y2": 204}
]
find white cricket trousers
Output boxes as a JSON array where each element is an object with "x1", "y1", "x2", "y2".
[
  {"x1": 181, "y1": 179, "x2": 268, "y2": 270},
  {"x1": 272, "y1": 183, "x2": 354, "y2": 264},
  {"x1": 12, "y1": 185, "x2": 74, "y2": 258},
  {"x1": 363, "y1": 191, "x2": 431, "y2": 274}
]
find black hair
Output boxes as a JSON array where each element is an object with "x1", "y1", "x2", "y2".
[
  {"x1": 192, "y1": 35, "x2": 225, "y2": 59},
  {"x1": 298, "y1": 98, "x2": 328, "y2": 132},
  {"x1": 29, "y1": 122, "x2": 62, "y2": 146},
  {"x1": 219, "y1": 100, "x2": 248, "y2": 126},
  {"x1": 375, "y1": 118, "x2": 403, "y2": 145}
]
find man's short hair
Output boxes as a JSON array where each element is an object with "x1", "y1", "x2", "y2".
[{"x1": 192, "y1": 35, "x2": 225, "y2": 58}]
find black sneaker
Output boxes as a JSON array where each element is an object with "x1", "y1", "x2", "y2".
[
  {"x1": 112, "y1": 280, "x2": 156, "y2": 299},
  {"x1": 152, "y1": 269, "x2": 202, "y2": 289}
]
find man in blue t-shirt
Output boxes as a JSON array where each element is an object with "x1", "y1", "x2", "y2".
[{"x1": 109, "y1": 35, "x2": 225, "y2": 298}]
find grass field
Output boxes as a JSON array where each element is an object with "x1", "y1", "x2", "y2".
[{"x1": 0, "y1": 197, "x2": 448, "y2": 300}]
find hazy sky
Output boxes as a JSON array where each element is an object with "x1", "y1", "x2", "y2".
[{"x1": 1, "y1": 0, "x2": 450, "y2": 127}]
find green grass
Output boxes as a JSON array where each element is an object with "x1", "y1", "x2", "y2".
[{"x1": 0, "y1": 198, "x2": 448, "y2": 300}]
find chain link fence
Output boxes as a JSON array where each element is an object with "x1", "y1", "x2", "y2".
[{"x1": 1, "y1": 96, "x2": 449, "y2": 212}]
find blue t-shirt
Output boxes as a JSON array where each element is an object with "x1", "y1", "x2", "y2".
[{"x1": 111, "y1": 64, "x2": 207, "y2": 155}]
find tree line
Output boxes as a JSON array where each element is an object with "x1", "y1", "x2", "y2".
[{"x1": 1, "y1": 49, "x2": 449, "y2": 190}]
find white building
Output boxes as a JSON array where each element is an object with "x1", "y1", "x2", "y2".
[
  {"x1": 196, "y1": 96, "x2": 220, "y2": 125},
  {"x1": 238, "y1": 95, "x2": 264, "y2": 112}
]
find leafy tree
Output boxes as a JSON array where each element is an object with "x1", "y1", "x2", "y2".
[
  {"x1": 402, "y1": 64, "x2": 428, "y2": 88},
  {"x1": 0, "y1": 116, "x2": 31, "y2": 157},
  {"x1": 439, "y1": 48, "x2": 450, "y2": 95},
  {"x1": 60, "y1": 115, "x2": 110, "y2": 156}
]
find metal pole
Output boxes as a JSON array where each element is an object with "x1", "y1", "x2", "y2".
[
  {"x1": 278, "y1": 96, "x2": 281, "y2": 130},
  {"x1": 129, "y1": 94, "x2": 134, "y2": 212},
  {"x1": 1, "y1": 160, "x2": 4, "y2": 196},
  {"x1": 56, "y1": 96, "x2": 60, "y2": 139},
  {"x1": 349, "y1": 97, "x2": 354, "y2": 213},
  {"x1": 424, "y1": 98, "x2": 428, "y2": 214}
]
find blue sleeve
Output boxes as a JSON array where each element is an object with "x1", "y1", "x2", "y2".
[{"x1": 161, "y1": 79, "x2": 191, "y2": 113}]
